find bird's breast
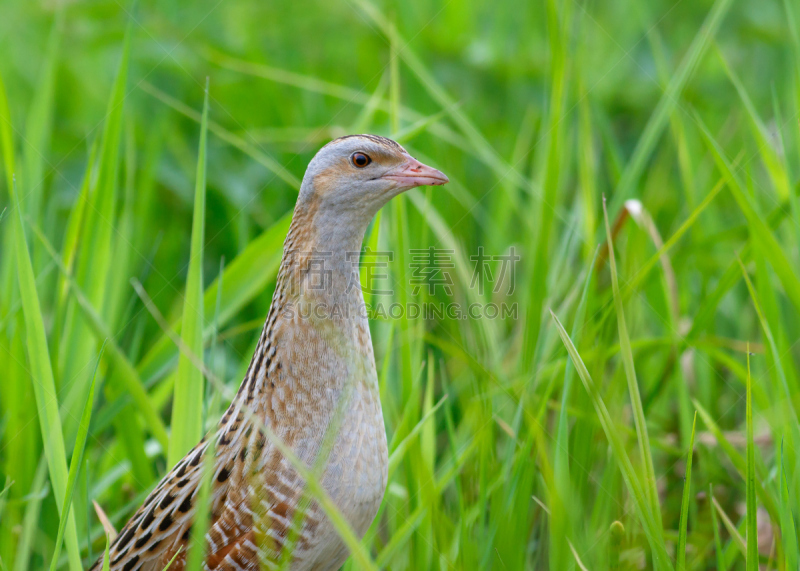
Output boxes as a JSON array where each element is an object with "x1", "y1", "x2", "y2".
[{"x1": 264, "y1": 300, "x2": 388, "y2": 528}]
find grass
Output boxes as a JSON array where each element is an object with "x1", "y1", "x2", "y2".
[
  {"x1": 1, "y1": 0, "x2": 800, "y2": 569},
  {"x1": 168, "y1": 76, "x2": 209, "y2": 467}
]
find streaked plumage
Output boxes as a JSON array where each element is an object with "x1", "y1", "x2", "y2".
[{"x1": 90, "y1": 135, "x2": 448, "y2": 570}]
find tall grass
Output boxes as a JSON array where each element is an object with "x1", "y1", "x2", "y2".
[
  {"x1": 1, "y1": 0, "x2": 800, "y2": 569},
  {"x1": 168, "y1": 77, "x2": 209, "y2": 467}
]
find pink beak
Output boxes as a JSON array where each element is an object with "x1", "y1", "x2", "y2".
[{"x1": 382, "y1": 154, "x2": 449, "y2": 188}]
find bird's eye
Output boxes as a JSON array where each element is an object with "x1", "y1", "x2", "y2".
[{"x1": 351, "y1": 152, "x2": 371, "y2": 168}]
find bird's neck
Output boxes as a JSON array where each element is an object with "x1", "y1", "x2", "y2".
[
  {"x1": 278, "y1": 199, "x2": 372, "y2": 311},
  {"x1": 228, "y1": 201, "x2": 376, "y2": 419}
]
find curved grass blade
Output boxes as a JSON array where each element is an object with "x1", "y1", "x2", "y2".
[
  {"x1": 710, "y1": 485, "x2": 727, "y2": 571},
  {"x1": 161, "y1": 547, "x2": 183, "y2": 571},
  {"x1": 745, "y1": 349, "x2": 758, "y2": 571},
  {"x1": 737, "y1": 257, "x2": 800, "y2": 427},
  {"x1": 387, "y1": 395, "x2": 448, "y2": 478},
  {"x1": 676, "y1": 412, "x2": 697, "y2": 571},
  {"x1": 49, "y1": 341, "x2": 106, "y2": 571},
  {"x1": 697, "y1": 117, "x2": 800, "y2": 316},
  {"x1": 618, "y1": 174, "x2": 727, "y2": 309},
  {"x1": 712, "y1": 495, "x2": 746, "y2": 558},
  {"x1": 12, "y1": 460, "x2": 47, "y2": 571},
  {"x1": 781, "y1": 439, "x2": 799, "y2": 571},
  {"x1": 551, "y1": 249, "x2": 597, "y2": 571},
  {"x1": 92, "y1": 500, "x2": 117, "y2": 541},
  {"x1": 569, "y1": 541, "x2": 590, "y2": 571},
  {"x1": 692, "y1": 398, "x2": 777, "y2": 521},
  {"x1": 603, "y1": 197, "x2": 660, "y2": 523},
  {"x1": 716, "y1": 48, "x2": 790, "y2": 200},
  {"x1": 10, "y1": 178, "x2": 82, "y2": 571},
  {"x1": 169, "y1": 78, "x2": 209, "y2": 467}
]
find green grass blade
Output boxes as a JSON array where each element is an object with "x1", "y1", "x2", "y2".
[
  {"x1": 696, "y1": 117, "x2": 800, "y2": 316},
  {"x1": 80, "y1": 29, "x2": 129, "y2": 312},
  {"x1": 387, "y1": 395, "x2": 447, "y2": 477},
  {"x1": 618, "y1": 175, "x2": 726, "y2": 306},
  {"x1": 375, "y1": 504, "x2": 427, "y2": 568},
  {"x1": 609, "y1": 520, "x2": 624, "y2": 571},
  {"x1": 522, "y1": 0, "x2": 571, "y2": 373},
  {"x1": 55, "y1": 139, "x2": 97, "y2": 343},
  {"x1": 101, "y1": 536, "x2": 110, "y2": 571},
  {"x1": 692, "y1": 398, "x2": 778, "y2": 520},
  {"x1": 0, "y1": 69, "x2": 17, "y2": 317},
  {"x1": 10, "y1": 179, "x2": 82, "y2": 571},
  {"x1": 716, "y1": 47, "x2": 790, "y2": 200},
  {"x1": 577, "y1": 81, "x2": 597, "y2": 261},
  {"x1": 387, "y1": 29, "x2": 416, "y2": 407},
  {"x1": 781, "y1": 440, "x2": 799, "y2": 571},
  {"x1": 745, "y1": 350, "x2": 758, "y2": 571},
  {"x1": 103, "y1": 118, "x2": 136, "y2": 331},
  {"x1": 161, "y1": 548, "x2": 183, "y2": 571},
  {"x1": 676, "y1": 411, "x2": 697, "y2": 571},
  {"x1": 169, "y1": 79, "x2": 209, "y2": 466},
  {"x1": 49, "y1": 341, "x2": 105, "y2": 571},
  {"x1": 712, "y1": 495, "x2": 746, "y2": 558},
  {"x1": 603, "y1": 197, "x2": 661, "y2": 523},
  {"x1": 389, "y1": 18, "x2": 400, "y2": 134},
  {"x1": 12, "y1": 459, "x2": 47, "y2": 571},
  {"x1": 60, "y1": 27, "x2": 130, "y2": 429},
  {"x1": 551, "y1": 250, "x2": 597, "y2": 570},
  {"x1": 21, "y1": 12, "x2": 61, "y2": 228},
  {"x1": 737, "y1": 257, "x2": 799, "y2": 423},
  {"x1": 0, "y1": 71, "x2": 14, "y2": 192},
  {"x1": 351, "y1": 72, "x2": 388, "y2": 133},
  {"x1": 710, "y1": 485, "x2": 727, "y2": 571}
]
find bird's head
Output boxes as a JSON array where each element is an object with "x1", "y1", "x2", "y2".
[{"x1": 298, "y1": 134, "x2": 448, "y2": 225}]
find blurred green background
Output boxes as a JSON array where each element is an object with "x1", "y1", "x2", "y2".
[{"x1": 2, "y1": 0, "x2": 800, "y2": 569}]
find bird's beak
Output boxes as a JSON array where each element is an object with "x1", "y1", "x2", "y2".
[{"x1": 382, "y1": 155, "x2": 449, "y2": 188}]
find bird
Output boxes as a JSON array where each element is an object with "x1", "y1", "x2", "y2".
[{"x1": 90, "y1": 134, "x2": 448, "y2": 571}]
